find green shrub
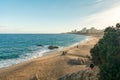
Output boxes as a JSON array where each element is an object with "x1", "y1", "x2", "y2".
[{"x1": 90, "y1": 23, "x2": 120, "y2": 80}]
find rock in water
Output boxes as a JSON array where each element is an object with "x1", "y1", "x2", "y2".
[
  {"x1": 48, "y1": 46, "x2": 59, "y2": 49},
  {"x1": 37, "y1": 44, "x2": 43, "y2": 47}
]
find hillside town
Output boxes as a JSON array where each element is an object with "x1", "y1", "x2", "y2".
[{"x1": 68, "y1": 27, "x2": 104, "y2": 35}]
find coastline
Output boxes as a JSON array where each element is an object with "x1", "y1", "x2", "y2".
[
  {"x1": 0, "y1": 36, "x2": 100, "y2": 80},
  {"x1": 0, "y1": 34, "x2": 87, "y2": 69}
]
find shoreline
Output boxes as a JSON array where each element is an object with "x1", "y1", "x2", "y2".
[
  {"x1": 0, "y1": 36, "x2": 100, "y2": 80},
  {"x1": 0, "y1": 35, "x2": 88, "y2": 69}
]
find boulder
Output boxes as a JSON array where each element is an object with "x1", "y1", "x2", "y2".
[
  {"x1": 48, "y1": 46, "x2": 59, "y2": 49},
  {"x1": 68, "y1": 58, "x2": 89, "y2": 65}
]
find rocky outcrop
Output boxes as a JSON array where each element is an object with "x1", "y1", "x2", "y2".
[
  {"x1": 68, "y1": 57, "x2": 89, "y2": 65},
  {"x1": 48, "y1": 46, "x2": 59, "y2": 49},
  {"x1": 31, "y1": 74, "x2": 39, "y2": 80},
  {"x1": 58, "y1": 67, "x2": 99, "y2": 80}
]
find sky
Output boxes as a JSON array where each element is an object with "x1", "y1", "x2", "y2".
[{"x1": 0, "y1": 0, "x2": 120, "y2": 33}]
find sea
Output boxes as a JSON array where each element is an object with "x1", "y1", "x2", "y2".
[{"x1": 0, "y1": 34, "x2": 88, "y2": 69}]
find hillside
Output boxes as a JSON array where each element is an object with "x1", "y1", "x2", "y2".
[
  {"x1": 90, "y1": 23, "x2": 120, "y2": 80},
  {"x1": 58, "y1": 23, "x2": 120, "y2": 80}
]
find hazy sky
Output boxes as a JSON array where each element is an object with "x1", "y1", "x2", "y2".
[{"x1": 0, "y1": 0, "x2": 120, "y2": 33}]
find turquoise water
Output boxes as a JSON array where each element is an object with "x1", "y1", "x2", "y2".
[{"x1": 0, "y1": 34, "x2": 87, "y2": 68}]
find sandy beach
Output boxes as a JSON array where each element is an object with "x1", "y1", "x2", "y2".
[{"x1": 0, "y1": 36, "x2": 100, "y2": 80}]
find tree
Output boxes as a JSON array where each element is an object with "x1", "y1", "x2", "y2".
[
  {"x1": 90, "y1": 23, "x2": 120, "y2": 80},
  {"x1": 116, "y1": 23, "x2": 120, "y2": 30}
]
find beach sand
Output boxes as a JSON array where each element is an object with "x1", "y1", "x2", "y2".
[{"x1": 0, "y1": 36, "x2": 100, "y2": 80}]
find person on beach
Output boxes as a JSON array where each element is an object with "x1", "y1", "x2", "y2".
[
  {"x1": 62, "y1": 51, "x2": 67, "y2": 55},
  {"x1": 77, "y1": 45, "x2": 78, "y2": 48},
  {"x1": 89, "y1": 63, "x2": 94, "y2": 70},
  {"x1": 62, "y1": 51, "x2": 65, "y2": 55}
]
